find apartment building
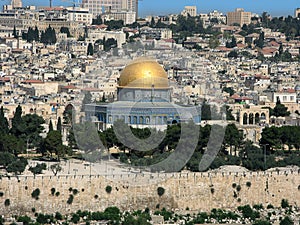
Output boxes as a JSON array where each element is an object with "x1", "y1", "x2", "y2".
[
  {"x1": 82, "y1": 0, "x2": 138, "y2": 19},
  {"x1": 227, "y1": 8, "x2": 251, "y2": 26},
  {"x1": 181, "y1": 6, "x2": 197, "y2": 17}
]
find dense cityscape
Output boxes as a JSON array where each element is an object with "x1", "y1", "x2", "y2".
[{"x1": 0, "y1": 0, "x2": 300, "y2": 224}]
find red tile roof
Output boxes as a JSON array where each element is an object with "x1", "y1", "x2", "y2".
[{"x1": 22, "y1": 79, "x2": 44, "y2": 84}]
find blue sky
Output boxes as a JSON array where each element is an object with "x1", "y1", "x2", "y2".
[
  {"x1": 2, "y1": 0, "x2": 299, "y2": 17},
  {"x1": 139, "y1": 0, "x2": 298, "y2": 17}
]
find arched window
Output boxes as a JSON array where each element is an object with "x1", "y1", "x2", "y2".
[
  {"x1": 243, "y1": 113, "x2": 248, "y2": 125},
  {"x1": 133, "y1": 116, "x2": 137, "y2": 124},
  {"x1": 145, "y1": 117, "x2": 150, "y2": 124},
  {"x1": 139, "y1": 116, "x2": 144, "y2": 124}
]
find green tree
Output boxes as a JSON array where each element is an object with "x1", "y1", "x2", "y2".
[
  {"x1": 223, "y1": 124, "x2": 243, "y2": 155},
  {"x1": 280, "y1": 216, "x2": 293, "y2": 225},
  {"x1": 0, "y1": 152, "x2": 15, "y2": 169},
  {"x1": 29, "y1": 163, "x2": 47, "y2": 177},
  {"x1": 87, "y1": 43, "x2": 94, "y2": 56},
  {"x1": 0, "y1": 134, "x2": 25, "y2": 156},
  {"x1": 49, "y1": 120, "x2": 54, "y2": 132},
  {"x1": 43, "y1": 130, "x2": 63, "y2": 159},
  {"x1": 0, "y1": 106, "x2": 9, "y2": 134},
  {"x1": 13, "y1": 25, "x2": 18, "y2": 38},
  {"x1": 260, "y1": 126, "x2": 282, "y2": 151},
  {"x1": 92, "y1": 15, "x2": 103, "y2": 25},
  {"x1": 222, "y1": 87, "x2": 235, "y2": 96},
  {"x1": 50, "y1": 163, "x2": 62, "y2": 176},
  {"x1": 255, "y1": 32, "x2": 265, "y2": 48},
  {"x1": 226, "y1": 36, "x2": 237, "y2": 48},
  {"x1": 10, "y1": 105, "x2": 24, "y2": 137},
  {"x1": 6, "y1": 157, "x2": 28, "y2": 175},
  {"x1": 272, "y1": 99, "x2": 290, "y2": 117},
  {"x1": 60, "y1": 27, "x2": 71, "y2": 37},
  {"x1": 103, "y1": 38, "x2": 117, "y2": 51},
  {"x1": 201, "y1": 100, "x2": 211, "y2": 120},
  {"x1": 228, "y1": 51, "x2": 238, "y2": 58},
  {"x1": 57, "y1": 117, "x2": 62, "y2": 133},
  {"x1": 41, "y1": 25, "x2": 56, "y2": 44},
  {"x1": 150, "y1": 17, "x2": 155, "y2": 27}
]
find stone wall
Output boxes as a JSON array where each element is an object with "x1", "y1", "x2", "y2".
[{"x1": 0, "y1": 170, "x2": 299, "y2": 216}]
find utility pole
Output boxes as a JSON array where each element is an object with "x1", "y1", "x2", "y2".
[{"x1": 49, "y1": 0, "x2": 52, "y2": 7}]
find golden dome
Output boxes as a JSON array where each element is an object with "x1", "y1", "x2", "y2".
[{"x1": 119, "y1": 57, "x2": 169, "y2": 89}]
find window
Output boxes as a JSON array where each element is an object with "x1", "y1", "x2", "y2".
[
  {"x1": 283, "y1": 96, "x2": 287, "y2": 101},
  {"x1": 290, "y1": 96, "x2": 294, "y2": 101}
]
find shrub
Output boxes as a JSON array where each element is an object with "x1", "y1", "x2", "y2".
[
  {"x1": 69, "y1": 187, "x2": 73, "y2": 192},
  {"x1": 31, "y1": 208, "x2": 36, "y2": 213},
  {"x1": 31, "y1": 188, "x2": 40, "y2": 200},
  {"x1": 25, "y1": 186, "x2": 28, "y2": 190},
  {"x1": 281, "y1": 199, "x2": 289, "y2": 208},
  {"x1": 94, "y1": 195, "x2": 98, "y2": 199},
  {"x1": 236, "y1": 184, "x2": 241, "y2": 192},
  {"x1": 267, "y1": 204, "x2": 274, "y2": 209},
  {"x1": 246, "y1": 181, "x2": 251, "y2": 188},
  {"x1": 81, "y1": 188, "x2": 85, "y2": 192},
  {"x1": 4, "y1": 199, "x2": 10, "y2": 207},
  {"x1": 71, "y1": 214, "x2": 80, "y2": 224},
  {"x1": 67, "y1": 195, "x2": 74, "y2": 204},
  {"x1": 55, "y1": 212, "x2": 63, "y2": 220},
  {"x1": 105, "y1": 185, "x2": 112, "y2": 194},
  {"x1": 17, "y1": 215, "x2": 31, "y2": 225},
  {"x1": 232, "y1": 183, "x2": 237, "y2": 188},
  {"x1": 253, "y1": 204, "x2": 264, "y2": 210},
  {"x1": 233, "y1": 191, "x2": 238, "y2": 198},
  {"x1": 51, "y1": 188, "x2": 56, "y2": 196},
  {"x1": 210, "y1": 188, "x2": 215, "y2": 194},
  {"x1": 157, "y1": 187, "x2": 165, "y2": 197},
  {"x1": 0, "y1": 192, "x2": 3, "y2": 197},
  {"x1": 72, "y1": 189, "x2": 79, "y2": 195},
  {"x1": 237, "y1": 198, "x2": 241, "y2": 202},
  {"x1": 55, "y1": 192, "x2": 60, "y2": 197},
  {"x1": 280, "y1": 216, "x2": 293, "y2": 225}
]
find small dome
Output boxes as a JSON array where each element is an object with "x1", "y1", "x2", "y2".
[{"x1": 119, "y1": 57, "x2": 168, "y2": 89}]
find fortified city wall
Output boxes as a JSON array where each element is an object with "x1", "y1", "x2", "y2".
[{"x1": 0, "y1": 171, "x2": 299, "y2": 216}]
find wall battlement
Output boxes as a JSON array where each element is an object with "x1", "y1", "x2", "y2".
[{"x1": 0, "y1": 170, "x2": 299, "y2": 216}]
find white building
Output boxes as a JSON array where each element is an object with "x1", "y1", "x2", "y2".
[
  {"x1": 103, "y1": 11, "x2": 136, "y2": 25},
  {"x1": 87, "y1": 30, "x2": 126, "y2": 48},
  {"x1": 82, "y1": 0, "x2": 138, "y2": 18},
  {"x1": 66, "y1": 7, "x2": 93, "y2": 25},
  {"x1": 181, "y1": 6, "x2": 197, "y2": 17}
]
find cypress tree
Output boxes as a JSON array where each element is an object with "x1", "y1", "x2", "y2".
[
  {"x1": 0, "y1": 106, "x2": 9, "y2": 134},
  {"x1": 34, "y1": 26, "x2": 39, "y2": 41},
  {"x1": 87, "y1": 43, "x2": 94, "y2": 56},
  {"x1": 11, "y1": 105, "x2": 23, "y2": 136},
  {"x1": 49, "y1": 120, "x2": 53, "y2": 132},
  {"x1": 13, "y1": 25, "x2": 18, "y2": 38},
  {"x1": 57, "y1": 117, "x2": 62, "y2": 134}
]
